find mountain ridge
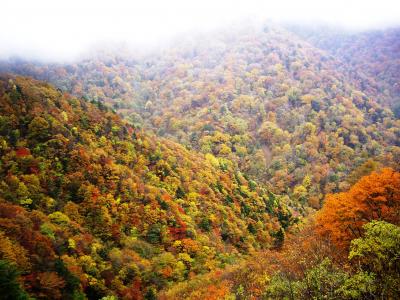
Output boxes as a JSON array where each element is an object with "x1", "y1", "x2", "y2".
[{"x1": 2, "y1": 24, "x2": 398, "y2": 208}]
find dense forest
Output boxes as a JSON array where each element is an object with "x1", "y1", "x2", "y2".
[
  {"x1": 286, "y1": 26, "x2": 400, "y2": 109},
  {"x1": 0, "y1": 76, "x2": 294, "y2": 299},
  {"x1": 2, "y1": 26, "x2": 399, "y2": 210},
  {"x1": 0, "y1": 23, "x2": 399, "y2": 300}
]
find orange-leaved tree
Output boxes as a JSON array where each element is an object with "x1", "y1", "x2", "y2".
[{"x1": 316, "y1": 168, "x2": 400, "y2": 250}]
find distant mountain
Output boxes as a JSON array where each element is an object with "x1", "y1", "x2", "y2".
[
  {"x1": 2, "y1": 25, "x2": 398, "y2": 210},
  {"x1": 287, "y1": 25, "x2": 400, "y2": 108}
]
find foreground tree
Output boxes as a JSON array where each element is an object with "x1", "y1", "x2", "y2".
[
  {"x1": 348, "y1": 221, "x2": 400, "y2": 299},
  {"x1": 316, "y1": 168, "x2": 400, "y2": 250}
]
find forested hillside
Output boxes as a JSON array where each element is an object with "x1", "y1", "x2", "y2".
[
  {"x1": 0, "y1": 76, "x2": 292, "y2": 299},
  {"x1": 159, "y1": 168, "x2": 400, "y2": 299},
  {"x1": 288, "y1": 26, "x2": 400, "y2": 109},
  {"x1": 2, "y1": 25, "x2": 400, "y2": 211},
  {"x1": 0, "y1": 22, "x2": 399, "y2": 300}
]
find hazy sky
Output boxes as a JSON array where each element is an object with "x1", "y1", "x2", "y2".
[{"x1": 1, "y1": 0, "x2": 400, "y2": 61}]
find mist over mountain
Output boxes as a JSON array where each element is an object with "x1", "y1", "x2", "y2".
[
  {"x1": 2, "y1": 0, "x2": 400, "y2": 61},
  {"x1": 0, "y1": 2, "x2": 400, "y2": 299}
]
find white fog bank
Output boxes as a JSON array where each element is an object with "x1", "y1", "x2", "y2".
[{"x1": 1, "y1": 0, "x2": 400, "y2": 61}]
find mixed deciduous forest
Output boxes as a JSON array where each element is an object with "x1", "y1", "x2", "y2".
[{"x1": 0, "y1": 22, "x2": 399, "y2": 300}]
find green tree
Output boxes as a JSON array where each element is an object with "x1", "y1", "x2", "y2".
[
  {"x1": 265, "y1": 259, "x2": 347, "y2": 300},
  {"x1": 336, "y1": 271, "x2": 375, "y2": 299},
  {"x1": 349, "y1": 221, "x2": 400, "y2": 299},
  {"x1": 28, "y1": 116, "x2": 50, "y2": 142},
  {"x1": 0, "y1": 260, "x2": 30, "y2": 300},
  {"x1": 146, "y1": 223, "x2": 163, "y2": 244}
]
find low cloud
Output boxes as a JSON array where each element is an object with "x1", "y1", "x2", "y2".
[{"x1": 1, "y1": 0, "x2": 399, "y2": 61}]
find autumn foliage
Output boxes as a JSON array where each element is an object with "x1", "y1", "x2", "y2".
[
  {"x1": 0, "y1": 76, "x2": 291, "y2": 298},
  {"x1": 316, "y1": 168, "x2": 400, "y2": 250},
  {"x1": 0, "y1": 23, "x2": 400, "y2": 299},
  {"x1": 2, "y1": 25, "x2": 399, "y2": 210}
]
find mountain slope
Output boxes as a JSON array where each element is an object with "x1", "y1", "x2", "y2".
[
  {"x1": 0, "y1": 76, "x2": 291, "y2": 299},
  {"x1": 2, "y1": 25, "x2": 399, "y2": 209},
  {"x1": 287, "y1": 25, "x2": 400, "y2": 108}
]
